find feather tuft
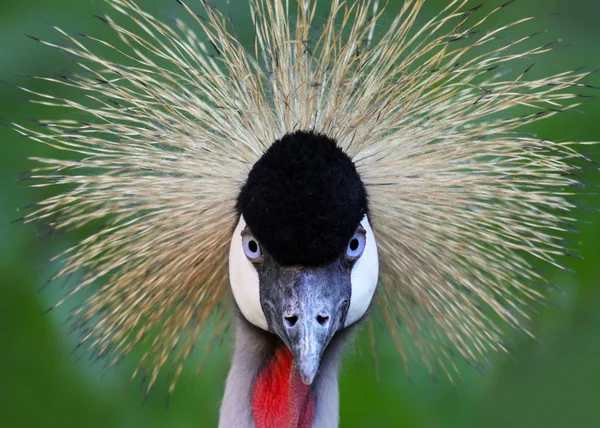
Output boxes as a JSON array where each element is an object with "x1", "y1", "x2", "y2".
[{"x1": 12, "y1": 0, "x2": 597, "y2": 390}]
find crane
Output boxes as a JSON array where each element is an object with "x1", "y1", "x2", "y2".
[{"x1": 12, "y1": 0, "x2": 595, "y2": 426}]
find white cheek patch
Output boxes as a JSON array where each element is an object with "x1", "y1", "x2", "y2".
[
  {"x1": 346, "y1": 216, "x2": 379, "y2": 327},
  {"x1": 228, "y1": 216, "x2": 268, "y2": 330}
]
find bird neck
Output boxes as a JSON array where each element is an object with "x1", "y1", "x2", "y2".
[
  {"x1": 219, "y1": 316, "x2": 348, "y2": 428},
  {"x1": 251, "y1": 344, "x2": 315, "y2": 428}
]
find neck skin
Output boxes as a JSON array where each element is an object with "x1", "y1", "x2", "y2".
[{"x1": 219, "y1": 315, "x2": 349, "y2": 428}]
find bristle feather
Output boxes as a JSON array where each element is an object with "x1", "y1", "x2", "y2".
[{"x1": 11, "y1": 0, "x2": 596, "y2": 391}]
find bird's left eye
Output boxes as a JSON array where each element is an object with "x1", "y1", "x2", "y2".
[
  {"x1": 242, "y1": 232, "x2": 263, "y2": 263},
  {"x1": 346, "y1": 230, "x2": 366, "y2": 261}
]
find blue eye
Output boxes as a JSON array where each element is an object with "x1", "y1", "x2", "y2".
[
  {"x1": 346, "y1": 231, "x2": 366, "y2": 261},
  {"x1": 242, "y1": 233, "x2": 263, "y2": 263}
]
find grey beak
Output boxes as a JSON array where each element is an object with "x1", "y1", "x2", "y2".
[
  {"x1": 297, "y1": 350, "x2": 320, "y2": 386},
  {"x1": 260, "y1": 262, "x2": 351, "y2": 386},
  {"x1": 282, "y1": 298, "x2": 337, "y2": 385}
]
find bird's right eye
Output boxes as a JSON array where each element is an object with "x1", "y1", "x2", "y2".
[{"x1": 242, "y1": 233, "x2": 263, "y2": 263}]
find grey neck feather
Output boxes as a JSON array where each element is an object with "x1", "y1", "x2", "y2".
[{"x1": 219, "y1": 314, "x2": 353, "y2": 428}]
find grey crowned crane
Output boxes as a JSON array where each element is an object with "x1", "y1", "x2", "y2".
[{"x1": 13, "y1": 0, "x2": 596, "y2": 427}]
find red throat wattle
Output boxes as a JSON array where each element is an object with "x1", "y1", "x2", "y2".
[{"x1": 252, "y1": 345, "x2": 316, "y2": 428}]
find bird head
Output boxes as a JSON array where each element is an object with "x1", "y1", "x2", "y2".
[{"x1": 229, "y1": 130, "x2": 379, "y2": 385}]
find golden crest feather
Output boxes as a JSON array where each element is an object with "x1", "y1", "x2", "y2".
[{"x1": 12, "y1": 0, "x2": 595, "y2": 391}]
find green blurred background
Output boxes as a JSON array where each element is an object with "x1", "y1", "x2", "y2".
[{"x1": 1, "y1": 0, "x2": 599, "y2": 427}]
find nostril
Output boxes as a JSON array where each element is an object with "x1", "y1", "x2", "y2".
[
  {"x1": 284, "y1": 315, "x2": 298, "y2": 328},
  {"x1": 316, "y1": 315, "x2": 329, "y2": 326}
]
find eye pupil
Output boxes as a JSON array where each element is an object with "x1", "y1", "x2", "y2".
[
  {"x1": 248, "y1": 240, "x2": 258, "y2": 253},
  {"x1": 350, "y1": 239, "x2": 359, "y2": 251}
]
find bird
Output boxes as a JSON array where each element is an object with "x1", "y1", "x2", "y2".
[{"x1": 10, "y1": 0, "x2": 596, "y2": 426}]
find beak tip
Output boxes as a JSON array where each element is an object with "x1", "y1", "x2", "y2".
[
  {"x1": 300, "y1": 372, "x2": 316, "y2": 386},
  {"x1": 297, "y1": 359, "x2": 319, "y2": 386}
]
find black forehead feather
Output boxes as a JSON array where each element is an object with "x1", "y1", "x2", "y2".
[{"x1": 237, "y1": 130, "x2": 368, "y2": 266}]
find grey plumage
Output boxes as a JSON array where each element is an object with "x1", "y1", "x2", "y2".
[
  {"x1": 219, "y1": 319, "x2": 264, "y2": 428},
  {"x1": 220, "y1": 316, "x2": 352, "y2": 427}
]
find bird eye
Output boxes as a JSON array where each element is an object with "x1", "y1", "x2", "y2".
[
  {"x1": 242, "y1": 233, "x2": 263, "y2": 263},
  {"x1": 346, "y1": 231, "x2": 366, "y2": 261}
]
